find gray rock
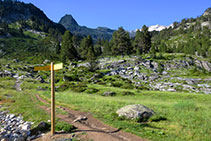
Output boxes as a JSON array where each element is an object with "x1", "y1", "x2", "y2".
[
  {"x1": 43, "y1": 59, "x2": 50, "y2": 64},
  {"x1": 134, "y1": 66, "x2": 139, "y2": 71},
  {"x1": 116, "y1": 104, "x2": 155, "y2": 121},
  {"x1": 102, "y1": 91, "x2": 116, "y2": 96},
  {"x1": 117, "y1": 60, "x2": 126, "y2": 64},
  {"x1": 202, "y1": 61, "x2": 211, "y2": 72},
  {"x1": 36, "y1": 76, "x2": 44, "y2": 83},
  {"x1": 78, "y1": 62, "x2": 91, "y2": 68}
]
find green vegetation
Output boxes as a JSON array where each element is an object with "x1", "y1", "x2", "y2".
[
  {"x1": 38, "y1": 87, "x2": 211, "y2": 141},
  {"x1": 61, "y1": 30, "x2": 79, "y2": 62},
  {"x1": 0, "y1": 1, "x2": 211, "y2": 140},
  {"x1": 0, "y1": 78, "x2": 74, "y2": 132},
  {"x1": 111, "y1": 27, "x2": 132, "y2": 56},
  {"x1": 55, "y1": 121, "x2": 76, "y2": 132}
]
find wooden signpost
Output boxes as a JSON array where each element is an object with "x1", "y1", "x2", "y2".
[{"x1": 34, "y1": 62, "x2": 63, "y2": 135}]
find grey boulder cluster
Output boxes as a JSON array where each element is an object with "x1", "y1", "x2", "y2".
[
  {"x1": 93, "y1": 57, "x2": 211, "y2": 94},
  {"x1": 0, "y1": 110, "x2": 32, "y2": 141}
]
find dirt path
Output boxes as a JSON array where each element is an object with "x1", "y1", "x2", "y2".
[
  {"x1": 14, "y1": 78, "x2": 22, "y2": 91},
  {"x1": 34, "y1": 94, "x2": 146, "y2": 141}
]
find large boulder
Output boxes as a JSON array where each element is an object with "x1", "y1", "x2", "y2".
[{"x1": 116, "y1": 104, "x2": 155, "y2": 121}]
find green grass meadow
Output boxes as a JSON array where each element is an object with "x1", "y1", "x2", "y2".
[
  {"x1": 0, "y1": 77, "x2": 211, "y2": 140},
  {"x1": 38, "y1": 84, "x2": 211, "y2": 141}
]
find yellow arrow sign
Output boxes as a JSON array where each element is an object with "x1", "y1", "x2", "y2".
[
  {"x1": 54, "y1": 63, "x2": 63, "y2": 70},
  {"x1": 34, "y1": 63, "x2": 63, "y2": 71}
]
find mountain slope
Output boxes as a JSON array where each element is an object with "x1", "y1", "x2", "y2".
[
  {"x1": 59, "y1": 14, "x2": 115, "y2": 41},
  {"x1": 151, "y1": 7, "x2": 211, "y2": 58},
  {"x1": 0, "y1": 0, "x2": 65, "y2": 34}
]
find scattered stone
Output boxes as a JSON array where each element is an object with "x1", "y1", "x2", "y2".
[
  {"x1": 73, "y1": 116, "x2": 88, "y2": 123},
  {"x1": 43, "y1": 59, "x2": 50, "y2": 64},
  {"x1": 36, "y1": 75, "x2": 45, "y2": 83},
  {"x1": 0, "y1": 111, "x2": 32, "y2": 141},
  {"x1": 78, "y1": 62, "x2": 91, "y2": 68},
  {"x1": 102, "y1": 91, "x2": 116, "y2": 96}
]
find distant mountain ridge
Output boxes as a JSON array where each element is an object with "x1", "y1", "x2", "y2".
[{"x1": 59, "y1": 14, "x2": 115, "y2": 41}]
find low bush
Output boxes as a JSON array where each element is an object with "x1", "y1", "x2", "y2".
[
  {"x1": 122, "y1": 91, "x2": 135, "y2": 96},
  {"x1": 55, "y1": 121, "x2": 76, "y2": 132},
  {"x1": 56, "y1": 82, "x2": 75, "y2": 92},
  {"x1": 121, "y1": 84, "x2": 134, "y2": 89},
  {"x1": 136, "y1": 85, "x2": 149, "y2": 90},
  {"x1": 63, "y1": 74, "x2": 80, "y2": 81},
  {"x1": 85, "y1": 88, "x2": 99, "y2": 94},
  {"x1": 70, "y1": 82, "x2": 88, "y2": 92},
  {"x1": 111, "y1": 82, "x2": 122, "y2": 87}
]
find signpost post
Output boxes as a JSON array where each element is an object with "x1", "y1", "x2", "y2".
[
  {"x1": 34, "y1": 62, "x2": 63, "y2": 136},
  {"x1": 51, "y1": 62, "x2": 55, "y2": 135}
]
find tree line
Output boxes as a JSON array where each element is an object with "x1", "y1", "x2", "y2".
[{"x1": 60, "y1": 25, "x2": 152, "y2": 63}]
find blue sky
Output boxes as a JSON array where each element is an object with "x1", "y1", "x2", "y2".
[{"x1": 21, "y1": 0, "x2": 210, "y2": 30}]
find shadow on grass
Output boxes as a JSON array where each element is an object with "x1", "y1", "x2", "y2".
[
  {"x1": 57, "y1": 128, "x2": 122, "y2": 134},
  {"x1": 140, "y1": 123, "x2": 163, "y2": 130}
]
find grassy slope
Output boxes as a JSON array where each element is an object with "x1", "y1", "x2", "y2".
[
  {"x1": 0, "y1": 79, "x2": 50, "y2": 126},
  {"x1": 1, "y1": 54, "x2": 211, "y2": 140},
  {"x1": 39, "y1": 84, "x2": 211, "y2": 141}
]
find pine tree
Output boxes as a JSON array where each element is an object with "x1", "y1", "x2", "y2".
[
  {"x1": 159, "y1": 42, "x2": 167, "y2": 53},
  {"x1": 150, "y1": 44, "x2": 156, "y2": 59},
  {"x1": 133, "y1": 25, "x2": 151, "y2": 54},
  {"x1": 102, "y1": 40, "x2": 111, "y2": 56},
  {"x1": 133, "y1": 29, "x2": 143, "y2": 54},
  {"x1": 141, "y1": 25, "x2": 151, "y2": 53},
  {"x1": 61, "y1": 30, "x2": 78, "y2": 62},
  {"x1": 94, "y1": 38, "x2": 103, "y2": 57},
  {"x1": 79, "y1": 35, "x2": 96, "y2": 60},
  {"x1": 111, "y1": 27, "x2": 132, "y2": 56}
]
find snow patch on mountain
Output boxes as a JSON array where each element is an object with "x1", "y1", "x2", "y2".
[{"x1": 148, "y1": 24, "x2": 167, "y2": 32}]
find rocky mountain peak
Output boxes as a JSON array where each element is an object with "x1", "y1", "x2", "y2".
[
  {"x1": 203, "y1": 7, "x2": 211, "y2": 16},
  {"x1": 59, "y1": 14, "x2": 79, "y2": 28}
]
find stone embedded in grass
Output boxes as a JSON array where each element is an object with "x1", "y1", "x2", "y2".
[
  {"x1": 116, "y1": 104, "x2": 155, "y2": 122},
  {"x1": 102, "y1": 91, "x2": 116, "y2": 96}
]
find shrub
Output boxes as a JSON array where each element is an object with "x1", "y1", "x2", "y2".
[
  {"x1": 122, "y1": 91, "x2": 135, "y2": 96},
  {"x1": 70, "y1": 82, "x2": 88, "y2": 92},
  {"x1": 85, "y1": 88, "x2": 99, "y2": 94},
  {"x1": 56, "y1": 82, "x2": 75, "y2": 92},
  {"x1": 121, "y1": 84, "x2": 134, "y2": 89},
  {"x1": 111, "y1": 82, "x2": 122, "y2": 87},
  {"x1": 55, "y1": 121, "x2": 76, "y2": 132},
  {"x1": 63, "y1": 74, "x2": 80, "y2": 81},
  {"x1": 136, "y1": 85, "x2": 149, "y2": 90}
]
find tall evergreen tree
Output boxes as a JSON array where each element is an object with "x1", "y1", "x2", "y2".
[
  {"x1": 111, "y1": 27, "x2": 132, "y2": 56},
  {"x1": 133, "y1": 25, "x2": 151, "y2": 54},
  {"x1": 79, "y1": 35, "x2": 96, "y2": 60},
  {"x1": 102, "y1": 40, "x2": 111, "y2": 56},
  {"x1": 61, "y1": 30, "x2": 78, "y2": 62},
  {"x1": 141, "y1": 25, "x2": 151, "y2": 53},
  {"x1": 133, "y1": 29, "x2": 143, "y2": 54}
]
